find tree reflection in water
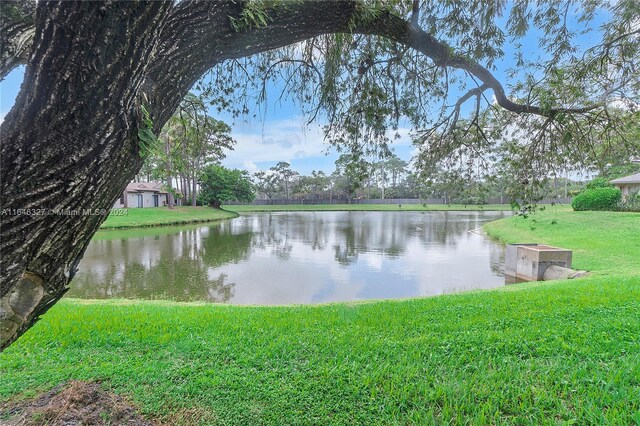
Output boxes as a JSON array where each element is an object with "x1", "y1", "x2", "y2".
[
  {"x1": 72, "y1": 211, "x2": 510, "y2": 304},
  {"x1": 70, "y1": 225, "x2": 249, "y2": 302}
]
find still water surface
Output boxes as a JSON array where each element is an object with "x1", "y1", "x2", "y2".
[{"x1": 70, "y1": 211, "x2": 509, "y2": 304}]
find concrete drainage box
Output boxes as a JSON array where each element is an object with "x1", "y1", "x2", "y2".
[{"x1": 505, "y1": 244, "x2": 573, "y2": 281}]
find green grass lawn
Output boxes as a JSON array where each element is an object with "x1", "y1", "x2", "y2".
[
  {"x1": 1, "y1": 209, "x2": 639, "y2": 424},
  {"x1": 100, "y1": 207, "x2": 237, "y2": 229},
  {"x1": 227, "y1": 203, "x2": 516, "y2": 212}
]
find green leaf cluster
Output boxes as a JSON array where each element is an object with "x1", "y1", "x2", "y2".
[
  {"x1": 616, "y1": 194, "x2": 640, "y2": 212},
  {"x1": 349, "y1": 1, "x2": 384, "y2": 31},
  {"x1": 199, "y1": 164, "x2": 255, "y2": 208},
  {"x1": 137, "y1": 105, "x2": 159, "y2": 158},
  {"x1": 229, "y1": 0, "x2": 276, "y2": 32},
  {"x1": 585, "y1": 177, "x2": 613, "y2": 191}
]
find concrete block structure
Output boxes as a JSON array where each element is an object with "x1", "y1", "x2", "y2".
[{"x1": 505, "y1": 244, "x2": 573, "y2": 281}]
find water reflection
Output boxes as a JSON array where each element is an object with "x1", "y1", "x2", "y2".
[
  {"x1": 70, "y1": 211, "x2": 510, "y2": 304},
  {"x1": 71, "y1": 225, "x2": 248, "y2": 302},
  {"x1": 504, "y1": 275, "x2": 530, "y2": 285}
]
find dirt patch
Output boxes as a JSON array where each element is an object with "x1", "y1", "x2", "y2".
[{"x1": 0, "y1": 381, "x2": 155, "y2": 425}]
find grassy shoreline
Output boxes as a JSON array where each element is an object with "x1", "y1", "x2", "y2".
[
  {"x1": 98, "y1": 203, "x2": 516, "y2": 230},
  {"x1": 227, "y1": 203, "x2": 516, "y2": 212},
  {"x1": 483, "y1": 208, "x2": 640, "y2": 277},
  {"x1": 2, "y1": 209, "x2": 639, "y2": 424},
  {"x1": 98, "y1": 204, "x2": 517, "y2": 230},
  {"x1": 100, "y1": 206, "x2": 238, "y2": 229}
]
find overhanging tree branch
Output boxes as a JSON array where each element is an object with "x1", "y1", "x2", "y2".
[
  {"x1": 350, "y1": 9, "x2": 603, "y2": 116},
  {"x1": 2, "y1": 0, "x2": 605, "y2": 121}
]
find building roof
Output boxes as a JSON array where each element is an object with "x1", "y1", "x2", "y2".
[
  {"x1": 610, "y1": 173, "x2": 640, "y2": 185},
  {"x1": 125, "y1": 182, "x2": 168, "y2": 193}
]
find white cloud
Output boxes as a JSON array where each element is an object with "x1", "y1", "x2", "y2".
[
  {"x1": 388, "y1": 126, "x2": 412, "y2": 146},
  {"x1": 221, "y1": 116, "x2": 415, "y2": 174},
  {"x1": 223, "y1": 117, "x2": 328, "y2": 170},
  {"x1": 606, "y1": 97, "x2": 639, "y2": 111},
  {"x1": 243, "y1": 160, "x2": 259, "y2": 174}
]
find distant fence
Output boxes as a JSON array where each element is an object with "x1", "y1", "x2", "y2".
[{"x1": 225, "y1": 197, "x2": 573, "y2": 206}]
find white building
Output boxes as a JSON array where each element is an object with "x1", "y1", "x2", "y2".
[
  {"x1": 112, "y1": 182, "x2": 169, "y2": 208},
  {"x1": 610, "y1": 173, "x2": 640, "y2": 201}
]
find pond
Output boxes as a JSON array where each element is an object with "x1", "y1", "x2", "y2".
[{"x1": 70, "y1": 211, "x2": 510, "y2": 304}]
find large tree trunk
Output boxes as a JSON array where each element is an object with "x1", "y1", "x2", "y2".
[{"x1": 0, "y1": 1, "x2": 172, "y2": 350}]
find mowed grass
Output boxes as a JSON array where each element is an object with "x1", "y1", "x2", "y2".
[
  {"x1": 227, "y1": 203, "x2": 515, "y2": 212},
  {"x1": 1, "y1": 280, "x2": 639, "y2": 425},
  {"x1": 1, "y1": 209, "x2": 639, "y2": 424},
  {"x1": 100, "y1": 207, "x2": 237, "y2": 229},
  {"x1": 93, "y1": 222, "x2": 220, "y2": 241}
]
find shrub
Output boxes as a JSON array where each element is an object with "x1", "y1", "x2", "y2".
[
  {"x1": 572, "y1": 187, "x2": 621, "y2": 211},
  {"x1": 616, "y1": 191, "x2": 640, "y2": 212},
  {"x1": 585, "y1": 177, "x2": 613, "y2": 190}
]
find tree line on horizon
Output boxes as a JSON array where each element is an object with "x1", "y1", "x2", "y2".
[{"x1": 136, "y1": 97, "x2": 639, "y2": 207}]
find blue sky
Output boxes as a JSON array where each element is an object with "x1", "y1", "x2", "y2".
[{"x1": 0, "y1": 5, "x2": 608, "y2": 177}]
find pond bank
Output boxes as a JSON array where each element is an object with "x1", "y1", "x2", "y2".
[
  {"x1": 2, "y1": 209, "x2": 638, "y2": 424},
  {"x1": 100, "y1": 206, "x2": 238, "y2": 229},
  {"x1": 227, "y1": 203, "x2": 515, "y2": 212},
  {"x1": 483, "y1": 208, "x2": 640, "y2": 277}
]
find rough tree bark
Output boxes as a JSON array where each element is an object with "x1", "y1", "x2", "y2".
[
  {"x1": 0, "y1": 0, "x2": 596, "y2": 350},
  {"x1": 0, "y1": 1, "x2": 35, "y2": 81},
  {"x1": 1, "y1": 1, "x2": 172, "y2": 350}
]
